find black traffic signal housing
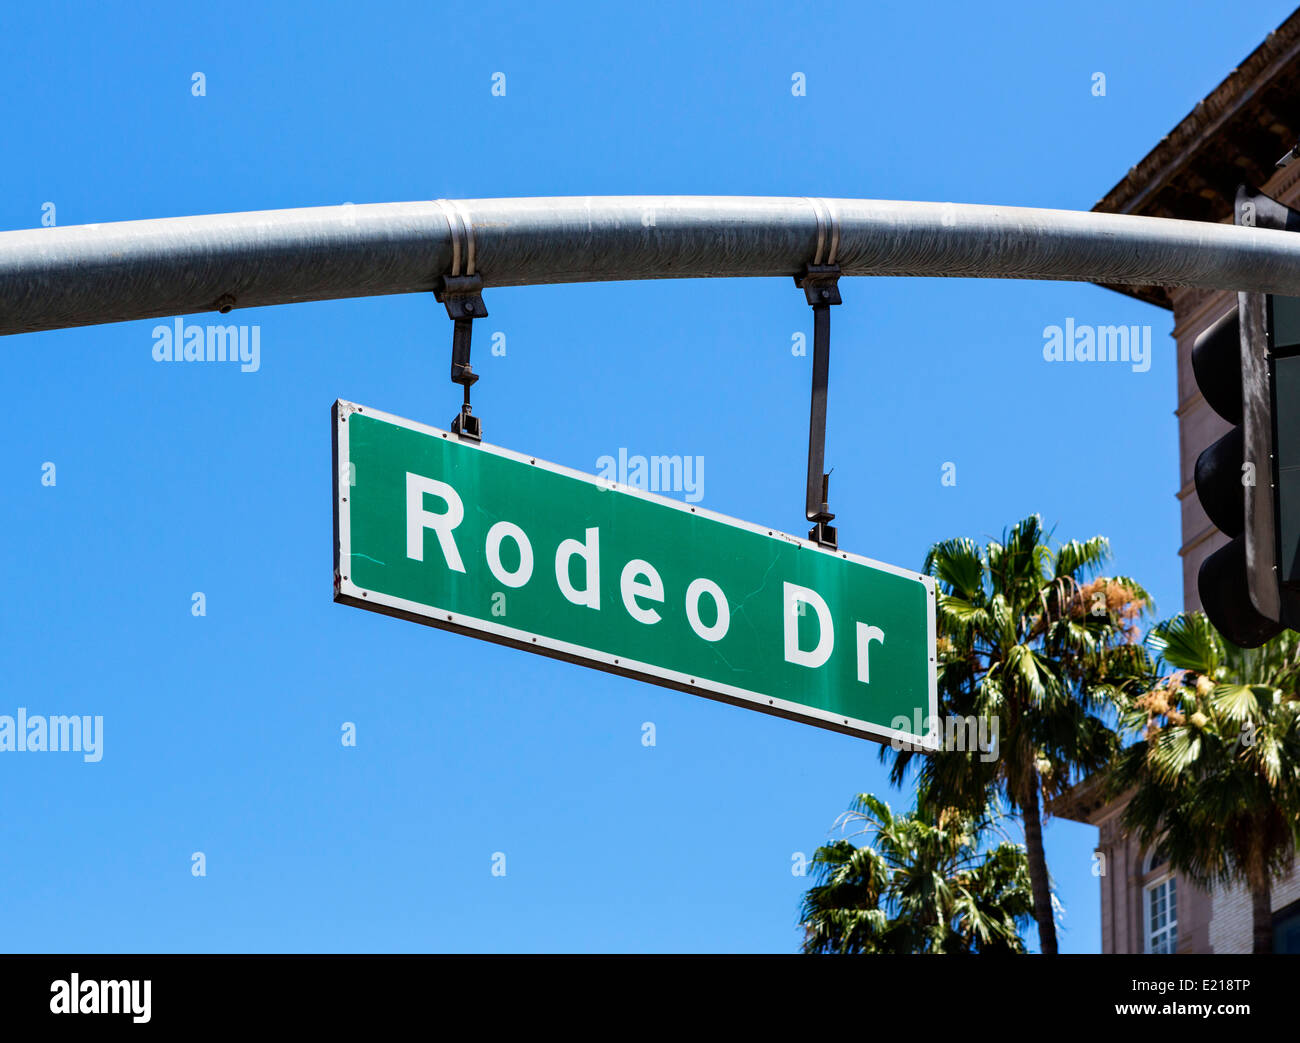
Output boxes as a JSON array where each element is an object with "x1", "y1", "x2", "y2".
[{"x1": 1194, "y1": 186, "x2": 1300, "y2": 646}]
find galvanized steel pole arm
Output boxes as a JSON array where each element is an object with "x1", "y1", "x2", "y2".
[{"x1": 6, "y1": 196, "x2": 1300, "y2": 336}]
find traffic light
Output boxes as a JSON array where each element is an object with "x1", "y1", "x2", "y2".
[{"x1": 1193, "y1": 186, "x2": 1300, "y2": 646}]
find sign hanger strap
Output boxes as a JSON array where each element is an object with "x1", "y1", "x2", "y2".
[
  {"x1": 433, "y1": 200, "x2": 486, "y2": 442},
  {"x1": 795, "y1": 199, "x2": 843, "y2": 549}
]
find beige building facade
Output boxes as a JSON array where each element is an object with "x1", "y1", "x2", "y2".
[{"x1": 1056, "y1": 9, "x2": 1300, "y2": 953}]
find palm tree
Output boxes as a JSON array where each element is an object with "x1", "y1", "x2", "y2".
[
  {"x1": 1110, "y1": 612, "x2": 1300, "y2": 953},
  {"x1": 799, "y1": 792, "x2": 1033, "y2": 953},
  {"x1": 883, "y1": 515, "x2": 1152, "y2": 954}
]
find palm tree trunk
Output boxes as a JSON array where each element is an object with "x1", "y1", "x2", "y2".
[
  {"x1": 1249, "y1": 866, "x2": 1273, "y2": 954},
  {"x1": 1020, "y1": 769, "x2": 1058, "y2": 955}
]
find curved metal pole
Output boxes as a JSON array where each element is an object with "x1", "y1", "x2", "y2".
[{"x1": 5, "y1": 196, "x2": 1300, "y2": 335}]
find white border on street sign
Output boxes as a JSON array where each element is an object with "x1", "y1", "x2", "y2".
[{"x1": 333, "y1": 400, "x2": 940, "y2": 750}]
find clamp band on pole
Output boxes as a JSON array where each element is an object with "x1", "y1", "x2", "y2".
[
  {"x1": 434, "y1": 200, "x2": 486, "y2": 441},
  {"x1": 797, "y1": 199, "x2": 842, "y2": 549}
]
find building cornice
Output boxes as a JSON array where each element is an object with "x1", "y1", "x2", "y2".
[{"x1": 1093, "y1": 10, "x2": 1300, "y2": 309}]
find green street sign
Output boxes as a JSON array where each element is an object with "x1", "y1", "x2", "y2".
[{"x1": 333, "y1": 401, "x2": 938, "y2": 747}]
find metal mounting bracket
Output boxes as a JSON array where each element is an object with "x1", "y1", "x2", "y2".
[
  {"x1": 795, "y1": 262, "x2": 841, "y2": 548},
  {"x1": 434, "y1": 273, "x2": 486, "y2": 441}
]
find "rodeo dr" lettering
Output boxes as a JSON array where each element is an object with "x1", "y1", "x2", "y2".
[{"x1": 405, "y1": 471, "x2": 887, "y2": 683}]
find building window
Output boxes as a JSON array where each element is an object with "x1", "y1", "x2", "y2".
[
  {"x1": 1143, "y1": 850, "x2": 1177, "y2": 954},
  {"x1": 1274, "y1": 900, "x2": 1300, "y2": 954}
]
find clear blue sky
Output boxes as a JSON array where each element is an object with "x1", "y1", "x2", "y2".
[{"x1": 2, "y1": 0, "x2": 1293, "y2": 953}]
